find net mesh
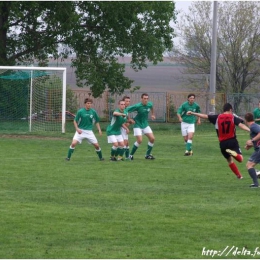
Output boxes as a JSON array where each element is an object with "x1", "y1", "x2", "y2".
[{"x1": 0, "y1": 69, "x2": 64, "y2": 133}]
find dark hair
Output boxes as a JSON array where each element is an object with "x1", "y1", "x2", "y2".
[
  {"x1": 245, "y1": 112, "x2": 254, "y2": 122},
  {"x1": 188, "y1": 93, "x2": 195, "y2": 99},
  {"x1": 141, "y1": 93, "x2": 149, "y2": 98},
  {"x1": 223, "y1": 103, "x2": 233, "y2": 112},
  {"x1": 84, "y1": 98, "x2": 93, "y2": 104},
  {"x1": 118, "y1": 99, "x2": 125, "y2": 104},
  {"x1": 122, "y1": 96, "x2": 130, "y2": 101}
]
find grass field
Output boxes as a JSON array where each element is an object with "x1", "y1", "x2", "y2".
[{"x1": 1, "y1": 122, "x2": 260, "y2": 259}]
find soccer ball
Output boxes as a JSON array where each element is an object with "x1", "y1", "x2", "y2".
[{"x1": 256, "y1": 170, "x2": 260, "y2": 179}]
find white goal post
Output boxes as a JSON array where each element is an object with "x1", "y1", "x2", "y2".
[{"x1": 0, "y1": 66, "x2": 67, "y2": 133}]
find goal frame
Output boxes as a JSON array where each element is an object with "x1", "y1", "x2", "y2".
[{"x1": 0, "y1": 66, "x2": 67, "y2": 133}]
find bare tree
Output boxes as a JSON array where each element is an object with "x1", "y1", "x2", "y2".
[{"x1": 170, "y1": 1, "x2": 260, "y2": 106}]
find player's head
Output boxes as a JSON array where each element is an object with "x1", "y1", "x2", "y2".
[
  {"x1": 84, "y1": 98, "x2": 93, "y2": 109},
  {"x1": 258, "y1": 101, "x2": 260, "y2": 108},
  {"x1": 141, "y1": 93, "x2": 149, "y2": 105},
  {"x1": 118, "y1": 100, "x2": 126, "y2": 108},
  {"x1": 187, "y1": 93, "x2": 195, "y2": 104},
  {"x1": 244, "y1": 112, "x2": 254, "y2": 123},
  {"x1": 223, "y1": 103, "x2": 233, "y2": 112},
  {"x1": 122, "y1": 96, "x2": 130, "y2": 107},
  {"x1": 84, "y1": 98, "x2": 93, "y2": 104}
]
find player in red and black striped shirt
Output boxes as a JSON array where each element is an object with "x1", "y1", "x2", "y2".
[{"x1": 187, "y1": 103, "x2": 250, "y2": 179}]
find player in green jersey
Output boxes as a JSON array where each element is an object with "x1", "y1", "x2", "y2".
[
  {"x1": 253, "y1": 101, "x2": 260, "y2": 125},
  {"x1": 126, "y1": 93, "x2": 156, "y2": 160},
  {"x1": 121, "y1": 96, "x2": 135, "y2": 160},
  {"x1": 177, "y1": 93, "x2": 201, "y2": 156},
  {"x1": 65, "y1": 98, "x2": 104, "y2": 161},
  {"x1": 106, "y1": 100, "x2": 129, "y2": 161}
]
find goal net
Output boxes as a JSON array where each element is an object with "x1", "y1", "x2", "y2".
[{"x1": 0, "y1": 66, "x2": 66, "y2": 133}]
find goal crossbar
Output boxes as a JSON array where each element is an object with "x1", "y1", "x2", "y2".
[{"x1": 0, "y1": 66, "x2": 67, "y2": 133}]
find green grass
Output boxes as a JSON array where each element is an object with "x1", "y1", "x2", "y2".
[{"x1": 1, "y1": 123, "x2": 260, "y2": 259}]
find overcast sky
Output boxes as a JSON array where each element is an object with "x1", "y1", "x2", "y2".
[{"x1": 175, "y1": 1, "x2": 192, "y2": 14}]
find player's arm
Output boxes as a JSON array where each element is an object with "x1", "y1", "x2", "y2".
[
  {"x1": 151, "y1": 107, "x2": 155, "y2": 120},
  {"x1": 196, "y1": 115, "x2": 201, "y2": 125},
  {"x1": 121, "y1": 123, "x2": 129, "y2": 134},
  {"x1": 246, "y1": 132, "x2": 260, "y2": 147},
  {"x1": 176, "y1": 106, "x2": 183, "y2": 122},
  {"x1": 113, "y1": 111, "x2": 126, "y2": 117},
  {"x1": 238, "y1": 122, "x2": 250, "y2": 132},
  {"x1": 95, "y1": 122, "x2": 102, "y2": 136},
  {"x1": 187, "y1": 111, "x2": 208, "y2": 119},
  {"x1": 73, "y1": 119, "x2": 82, "y2": 134},
  {"x1": 127, "y1": 118, "x2": 135, "y2": 125}
]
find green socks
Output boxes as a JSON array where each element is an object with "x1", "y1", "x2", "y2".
[{"x1": 67, "y1": 147, "x2": 75, "y2": 159}]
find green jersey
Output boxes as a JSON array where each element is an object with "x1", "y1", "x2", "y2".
[
  {"x1": 106, "y1": 108, "x2": 127, "y2": 136},
  {"x1": 74, "y1": 108, "x2": 100, "y2": 130},
  {"x1": 127, "y1": 101, "x2": 153, "y2": 129},
  {"x1": 253, "y1": 107, "x2": 260, "y2": 125},
  {"x1": 177, "y1": 101, "x2": 201, "y2": 124}
]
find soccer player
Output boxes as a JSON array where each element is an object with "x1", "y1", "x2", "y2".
[
  {"x1": 120, "y1": 96, "x2": 135, "y2": 160},
  {"x1": 187, "y1": 103, "x2": 250, "y2": 179},
  {"x1": 106, "y1": 100, "x2": 129, "y2": 161},
  {"x1": 126, "y1": 93, "x2": 156, "y2": 160},
  {"x1": 244, "y1": 112, "x2": 260, "y2": 188},
  {"x1": 65, "y1": 98, "x2": 104, "y2": 161},
  {"x1": 253, "y1": 101, "x2": 260, "y2": 125},
  {"x1": 177, "y1": 93, "x2": 201, "y2": 156}
]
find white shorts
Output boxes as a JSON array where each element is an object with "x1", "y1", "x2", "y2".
[
  {"x1": 107, "y1": 135, "x2": 124, "y2": 144},
  {"x1": 133, "y1": 126, "x2": 153, "y2": 136},
  {"x1": 121, "y1": 127, "x2": 128, "y2": 140},
  {"x1": 73, "y1": 130, "x2": 98, "y2": 144},
  {"x1": 181, "y1": 122, "x2": 195, "y2": 136}
]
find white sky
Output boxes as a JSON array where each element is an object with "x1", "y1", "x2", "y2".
[{"x1": 174, "y1": 1, "x2": 192, "y2": 14}]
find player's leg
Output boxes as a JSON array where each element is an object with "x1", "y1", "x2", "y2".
[
  {"x1": 124, "y1": 139, "x2": 130, "y2": 159},
  {"x1": 181, "y1": 122, "x2": 188, "y2": 143},
  {"x1": 144, "y1": 126, "x2": 155, "y2": 159},
  {"x1": 117, "y1": 140, "x2": 125, "y2": 161},
  {"x1": 181, "y1": 122, "x2": 189, "y2": 155},
  {"x1": 129, "y1": 128, "x2": 142, "y2": 159},
  {"x1": 66, "y1": 139, "x2": 79, "y2": 161},
  {"x1": 221, "y1": 142, "x2": 243, "y2": 179},
  {"x1": 92, "y1": 142, "x2": 104, "y2": 160},
  {"x1": 88, "y1": 131, "x2": 104, "y2": 161},
  {"x1": 107, "y1": 135, "x2": 118, "y2": 161},
  {"x1": 246, "y1": 152, "x2": 260, "y2": 187},
  {"x1": 121, "y1": 128, "x2": 130, "y2": 159},
  {"x1": 186, "y1": 124, "x2": 195, "y2": 155},
  {"x1": 225, "y1": 139, "x2": 243, "y2": 162},
  {"x1": 66, "y1": 131, "x2": 83, "y2": 160}
]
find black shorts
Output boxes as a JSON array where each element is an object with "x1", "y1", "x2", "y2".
[{"x1": 219, "y1": 138, "x2": 242, "y2": 159}]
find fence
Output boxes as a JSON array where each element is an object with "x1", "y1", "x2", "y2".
[
  {"x1": 71, "y1": 90, "x2": 227, "y2": 122},
  {"x1": 227, "y1": 93, "x2": 260, "y2": 116}
]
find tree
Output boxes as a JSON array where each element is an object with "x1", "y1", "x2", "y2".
[
  {"x1": 169, "y1": 1, "x2": 260, "y2": 108},
  {"x1": 0, "y1": 1, "x2": 176, "y2": 97}
]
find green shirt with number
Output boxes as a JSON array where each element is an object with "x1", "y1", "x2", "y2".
[
  {"x1": 74, "y1": 108, "x2": 100, "y2": 130},
  {"x1": 177, "y1": 101, "x2": 201, "y2": 124}
]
